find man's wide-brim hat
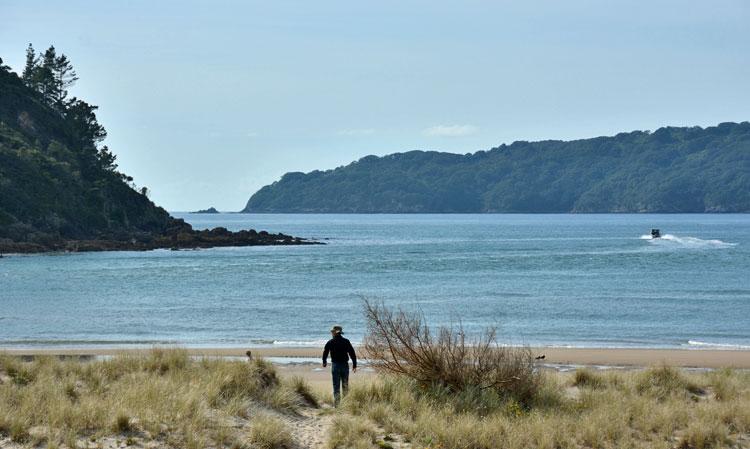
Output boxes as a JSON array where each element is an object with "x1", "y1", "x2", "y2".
[{"x1": 330, "y1": 325, "x2": 344, "y2": 334}]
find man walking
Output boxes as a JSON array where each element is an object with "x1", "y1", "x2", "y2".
[{"x1": 322, "y1": 325, "x2": 357, "y2": 406}]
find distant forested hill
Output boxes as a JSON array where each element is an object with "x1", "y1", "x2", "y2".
[
  {"x1": 0, "y1": 46, "x2": 310, "y2": 252},
  {"x1": 244, "y1": 123, "x2": 750, "y2": 213}
]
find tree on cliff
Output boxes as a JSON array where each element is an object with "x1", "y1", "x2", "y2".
[
  {"x1": 22, "y1": 44, "x2": 79, "y2": 112},
  {"x1": 66, "y1": 98, "x2": 107, "y2": 147},
  {"x1": 20, "y1": 44, "x2": 115, "y2": 174},
  {"x1": 50, "y1": 52, "x2": 78, "y2": 109},
  {"x1": 21, "y1": 44, "x2": 38, "y2": 88}
]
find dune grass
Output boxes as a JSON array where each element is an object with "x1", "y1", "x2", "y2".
[
  {"x1": 2, "y1": 348, "x2": 748, "y2": 449},
  {"x1": 0, "y1": 349, "x2": 310, "y2": 448},
  {"x1": 334, "y1": 302, "x2": 750, "y2": 448},
  {"x1": 331, "y1": 366, "x2": 750, "y2": 449},
  {"x1": 247, "y1": 413, "x2": 294, "y2": 449}
]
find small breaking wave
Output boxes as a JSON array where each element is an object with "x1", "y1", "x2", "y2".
[
  {"x1": 686, "y1": 340, "x2": 750, "y2": 350},
  {"x1": 640, "y1": 234, "x2": 736, "y2": 248},
  {"x1": 272, "y1": 339, "x2": 329, "y2": 346}
]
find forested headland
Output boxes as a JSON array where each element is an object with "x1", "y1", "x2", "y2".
[
  {"x1": 244, "y1": 123, "x2": 750, "y2": 213},
  {"x1": 0, "y1": 45, "x2": 313, "y2": 253}
]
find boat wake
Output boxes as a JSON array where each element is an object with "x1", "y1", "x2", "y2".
[{"x1": 640, "y1": 234, "x2": 736, "y2": 248}]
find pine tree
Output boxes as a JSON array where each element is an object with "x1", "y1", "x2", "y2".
[
  {"x1": 21, "y1": 44, "x2": 78, "y2": 110},
  {"x1": 38, "y1": 46, "x2": 58, "y2": 106},
  {"x1": 51, "y1": 53, "x2": 78, "y2": 109},
  {"x1": 21, "y1": 43, "x2": 39, "y2": 89}
]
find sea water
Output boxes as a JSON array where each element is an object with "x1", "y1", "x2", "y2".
[{"x1": 1, "y1": 214, "x2": 748, "y2": 350}]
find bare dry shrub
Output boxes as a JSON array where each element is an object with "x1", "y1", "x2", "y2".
[{"x1": 363, "y1": 300, "x2": 539, "y2": 403}]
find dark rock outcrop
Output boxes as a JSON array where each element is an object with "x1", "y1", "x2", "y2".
[{"x1": 0, "y1": 219, "x2": 319, "y2": 254}]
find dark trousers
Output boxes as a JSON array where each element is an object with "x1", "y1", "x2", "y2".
[{"x1": 331, "y1": 361, "x2": 349, "y2": 405}]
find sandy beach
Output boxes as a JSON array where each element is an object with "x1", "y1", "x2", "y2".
[{"x1": 3, "y1": 346, "x2": 750, "y2": 369}]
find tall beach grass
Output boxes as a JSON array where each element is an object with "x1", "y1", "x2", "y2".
[
  {"x1": 331, "y1": 367, "x2": 750, "y2": 449},
  {"x1": 0, "y1": 348, "x2": 310, "y2": 448}
]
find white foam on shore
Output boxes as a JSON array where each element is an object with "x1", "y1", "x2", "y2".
[
  {"x1": 272, "y1": 339, "x2": 330, "y2": 346},
  {"x1": 686, "y1": 340, "x2": 750, "y2": 350},
  {"x1": 641, "y1": 234, "x2": 736, "y2": 248}
]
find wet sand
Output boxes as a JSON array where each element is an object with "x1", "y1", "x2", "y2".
[{"x1": 3, "y1": 346, "x2": 750, "y2": 369}]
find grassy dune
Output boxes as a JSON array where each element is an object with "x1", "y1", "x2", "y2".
[
  {"x1": 335, "y1": 367, "x2": 750, "y2": 449},
  {"x1": 1, "y1": 349, "x2": 749, "y2": 449},
  {"x1": 0, "y1": 349, "x2": 312, "y2": 449}
]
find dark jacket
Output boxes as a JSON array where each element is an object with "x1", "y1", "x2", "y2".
[{"x1": 322, "y1": 335, "x2": 357, "y2": 368}]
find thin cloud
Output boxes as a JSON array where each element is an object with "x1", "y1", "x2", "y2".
[
  {"x1": 423, "y1": 124, "x2": 479, "y2": 137},
  {"x1": 336, "y1": 128, "x2": 375, "y2": 136}
]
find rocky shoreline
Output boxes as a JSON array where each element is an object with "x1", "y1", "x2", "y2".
[{"x1": 0, "y1": 226, "x2": 321, "y2": 254}]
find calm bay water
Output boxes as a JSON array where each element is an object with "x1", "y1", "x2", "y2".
[{"x1": 1, "y1": 214, "x2": 749, "y2": 350}]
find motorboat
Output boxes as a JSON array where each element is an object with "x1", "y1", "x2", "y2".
[{"x1": 651, "y1": 229, "x2": 661, "y2": 239}]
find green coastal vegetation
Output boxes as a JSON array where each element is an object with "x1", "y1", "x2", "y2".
[
  {"x1": 244, "y1": 123, "x2": 750, "y2": 213},
  {"x1": 0, "y1": 46, "x2": 310, "y2": 253}
]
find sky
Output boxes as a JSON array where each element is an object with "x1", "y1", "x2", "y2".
[{"x1": 1, "y1": 1, "x2": 748, "y2": 211}]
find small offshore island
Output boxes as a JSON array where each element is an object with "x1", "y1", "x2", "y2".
[
  {"x1": 0, "y1": 49, "x2": 317, "y2": 254},
  {"x1": 191, "y1": 206, "x2": 220, "y2": 214}
]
